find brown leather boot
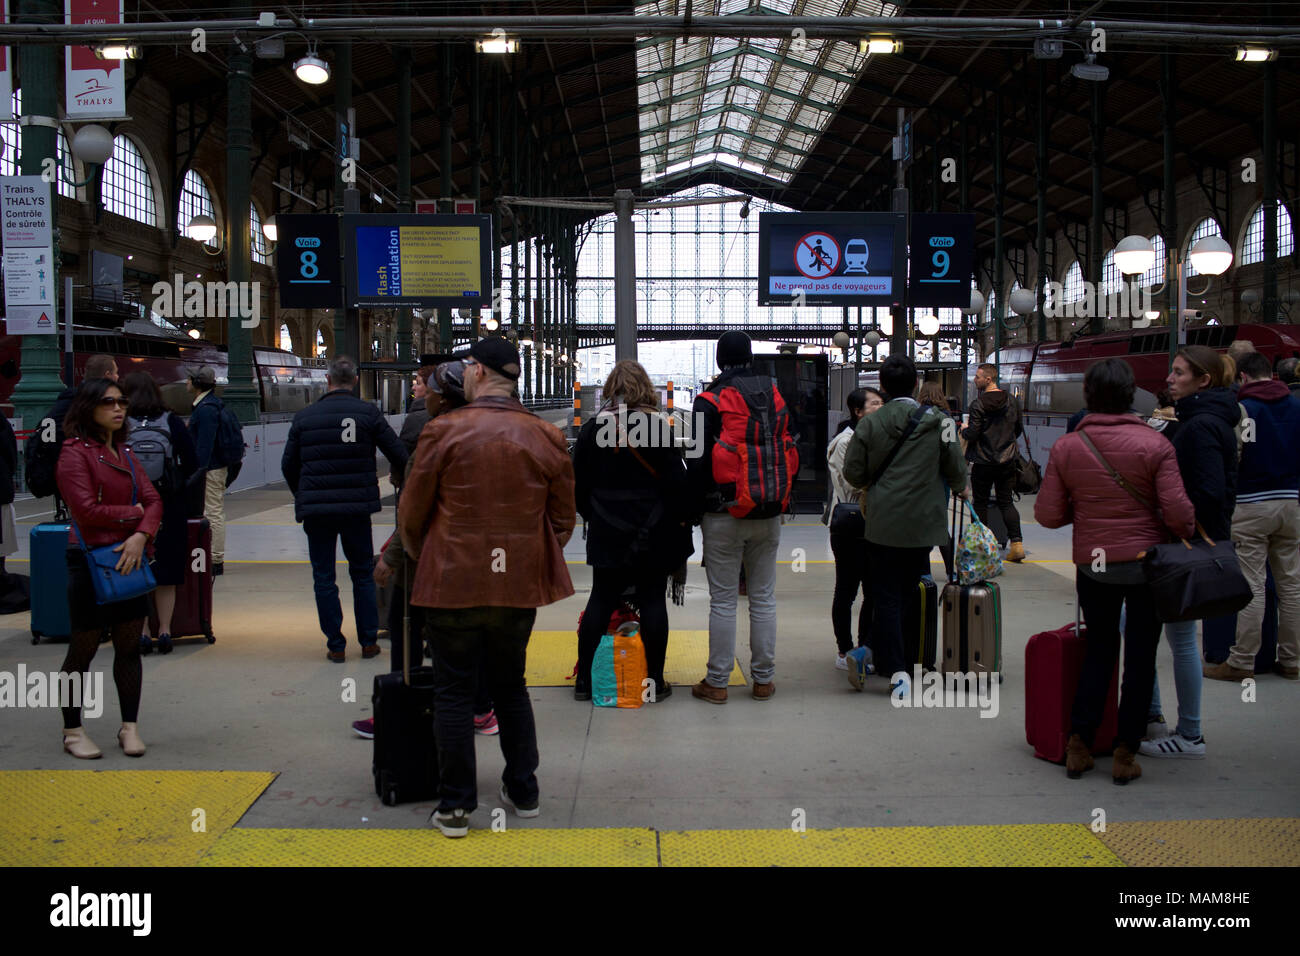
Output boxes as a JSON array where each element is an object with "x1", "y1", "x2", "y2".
[
  {"x1": 1006, "y1": 541, "x2": 1026, "y2": 563},
  {"x1": 1112, "y1": 743, "x2": 1142, "y2": 785},
  {"x1": 63, "y1": 727, "x2": 102, "y2": 760},
  {"x1": 118, "y1": 723, "x2": 146, "y2": 757},
  {"x1": 1065, "y1": 733, "x2": 1094, "y2": 779}
]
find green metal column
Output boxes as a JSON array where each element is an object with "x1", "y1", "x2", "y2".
[
  {"x1": 993, "y1": 94, "x2": 1004, "y2": 373},
  {"x1": 437, "y1": 43, "x2": 454, "y2": 351},
  {"x1": 1163, "y1": 54, "x2": 1179, "y2": 365},
  {"x1": 222, "y1": 3, "x2": 260, "y2": 423},
  {"x1": 1089, "y1": 82, "x2": 1105, "y2": 337},
  {"x1": 1035, "y1": 65, "x2": 1048, "y2": 343},
  {"x1": 11, "y1": 0, "x2": 64, "y2": 434},
  {"x1": 1263, "y1": 58, "x2": 1278, "y2": 324},
  {"x1": 332, "y1": 29, "x2": 352, "y2": 359},
  {"x1": 395, "y1": 12, "x2": 412, "y2": 371}
]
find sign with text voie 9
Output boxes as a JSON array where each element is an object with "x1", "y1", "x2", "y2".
[
  {"x1": 758, "y1": 211, "x2": 906, "y2": 307},
  {"x1": 908, "y1": 212, "x2": 975, "y2": 308},
  {"x1": 275, "y1": 215, "x2": 343, "y2": 310},
  {"x1": 344, "y1": 213, "x2": 492, "y2": 309}
]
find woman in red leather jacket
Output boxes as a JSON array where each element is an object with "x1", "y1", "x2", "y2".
[
  {"x1": 55, "y1": 378, "x2": 162, "y2": 760},
  {"x1": 1034, "y1": 359, "x2": 1195, "y2": 785}
]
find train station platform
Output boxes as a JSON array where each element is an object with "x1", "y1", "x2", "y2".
[{"x1": 3, "y1": 482, "x2": 1298, "y2": 868}]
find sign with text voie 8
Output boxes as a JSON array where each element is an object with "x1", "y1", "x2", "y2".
[
  {"x1": 908, "y1": 212, "x2": 975, "y2": 308},
  {"x1": 344, "y1": 213, "x2": 492, "y2": 309},
  {"x1": 758, "y1": 211, "x2": 906, "y2": 307},
  {"x1": 275, "y1": 214, "x2": 343, "y2": 310}
]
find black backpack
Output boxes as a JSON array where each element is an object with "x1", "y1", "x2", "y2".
[
  {"x1": 23, "y1": 413, "x2": 63, "y2": 500},
  {"x1": 214, "y1": 401, "x2": 246, "y2": 468}
]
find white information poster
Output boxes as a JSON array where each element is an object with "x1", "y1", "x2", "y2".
[
  {"x1": 0, "y1": 0, "x2": 12, "y2": 121},
  {"x1": 64, "y1": 0, "x2": 126, "y2": 119},
  {"x1": 2, "y1": 175, "x2": 56, "y2": 334}
]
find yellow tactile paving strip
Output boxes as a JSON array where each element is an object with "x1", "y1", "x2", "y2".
[
  {"x1": 659, "y1": 824, "x2": 1123, "y2": 867},
  {"x1": 3, "y1": 772, "x2": 1295, "y2": 866},
  {"x1": 1094, "y1": 818, "x2": 1300, "y2": 867},
  {"x1": 0, "y1": 770, "x2": 276, "y2": 867},
  {"x1": 198, "y1": 827, "x2": 660, "y2": 867},
  {"x1": 526, "y1": 629, "x2": 746, "y2": 687}
]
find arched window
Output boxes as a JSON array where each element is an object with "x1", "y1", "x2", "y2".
[
  {"x1": 1185, "y1": 218, "x2": 1223, "y2": 278},
  {"x1": 316, "y1": 328, "x2": 327, "y2": 357},
  {"x1": 102, "y1": 135, "x2": 157, "y2": 225},
  {"x1": 1241, "y1": 201, "x2": 1295, "y2": 265},
  {"x1": 250, "y1": 203, "x2": 271, "y2": 265},
  {"x1": 1062, "y1": 261, "x2": 1085, "y2": 303},
  {"x1": 1138, "y1": 234, "x2": 1166, "y2": 288},
  {"x1": 279, "y1": 323, "x2": 292, "y2": 352},
  {"x1": 1, "y1": 90, "x2": 77, "y2": 199},
  {"x1": 177, "y1": 169, "x2": 216, "y2": 247},
  {"x1": 984, "y1": 289, "x2": 998, "y2": 326},
  {"x1": 1101, "y1": 250, "x2": 1122, "y2": 296}
]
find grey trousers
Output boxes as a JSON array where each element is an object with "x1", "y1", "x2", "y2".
[{"x1": 702, "y1": 513, "x2": 782, "y2": 686}]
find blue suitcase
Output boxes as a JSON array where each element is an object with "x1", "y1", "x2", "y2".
[
  {"x1": 30, "y1": 522, "x2": 72, "y2": 643},
  {"x1": 1202, "y1": 562, "x2": 1279, "y2": 671}
]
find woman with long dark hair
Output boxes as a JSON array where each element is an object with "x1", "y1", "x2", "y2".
[
  {"x1": 56, "y1": 378, "x2": 163, "y2": 759},
  {"x1": 1141, "y1": 345, "x2": 1239, "y2": 758},
  {"x1": 573, "y1": 360, "x2": 694, "y2": 701},
  {"x1": 121, "y1": 372, "x2": 198, "y2": 654},
  {"x1": 826, "y1": 387, "x2": 882, "y2": 668}
]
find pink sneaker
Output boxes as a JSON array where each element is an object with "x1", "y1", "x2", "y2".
[
  {"x1": 351, "y1": 718, "x2": 375, "y2": 739},
  {"x1": 474, "y1": 711, "x2": 499, "y2": 736}
]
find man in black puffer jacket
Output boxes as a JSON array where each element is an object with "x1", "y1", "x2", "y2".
[{"x1": 282, "y1": 356, "x2": 408, "y2": 662}]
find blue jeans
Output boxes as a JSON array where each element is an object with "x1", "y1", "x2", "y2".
[
  {"x1": 303, "y1": 515, "x2": 379, "y2": 654},
  {"x1": 1150, "y1": 618, "x2": 1203, "y2": 740}
]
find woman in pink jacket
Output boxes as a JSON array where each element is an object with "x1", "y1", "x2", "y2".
[{"x1": 1034, "y1": 359, "x2": 1195, "y2": 784}]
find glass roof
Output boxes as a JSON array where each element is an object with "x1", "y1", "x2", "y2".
[{"x1": 635, "y1": 0, "x2": 896, "y2": 186}]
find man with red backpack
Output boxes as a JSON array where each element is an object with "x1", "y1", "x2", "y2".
[{"x1": 688, "y1": 331, "x2": 799, "y2": 704}]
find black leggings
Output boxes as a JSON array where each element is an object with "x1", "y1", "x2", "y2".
[
  {"x1": 60, "y1": 622, "x2": 144, "y2": 729},
  {"x1": 577, "y1": 567, "x2": 669, "y2": 687},
  {"x1": 829, "y1": 531, "x2": 871, "y2": 654}
]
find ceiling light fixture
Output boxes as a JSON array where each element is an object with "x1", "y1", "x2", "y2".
[
  {"x1": 95, "y1": 43, "x2": 140, "y2": 60},
  {"x1": 861, "y1": 37, "x2": 902, "y2": 55},
  {"x1": 1235, "y1": 47, "x2": 1278, "y2": 62},
  {"x1": 294, "y1": 45, "x2": 330, "y2": 85}
]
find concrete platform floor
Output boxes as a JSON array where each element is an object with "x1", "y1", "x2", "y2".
[{"x1": 3, "y1": 483, "x2": 1298, "y2": 864}]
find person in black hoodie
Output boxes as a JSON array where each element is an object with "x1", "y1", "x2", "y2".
[
  {"x1": 962, "y1": 363, "x2": 1026, "y2": 562},
  {"x1": 1141, "y1": 344, "x2": 1238, "y2": 760},
  {"x1": 573, "y1": 360, "x2": 694, "y2": 701}
]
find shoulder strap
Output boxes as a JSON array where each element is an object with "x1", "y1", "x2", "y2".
[
  {"x1": 1076, "y1": 428, "x2": 1155, "y2": 514},
  {"x1": 869, "y1": 404, "x2": 927, "y2": 487}
]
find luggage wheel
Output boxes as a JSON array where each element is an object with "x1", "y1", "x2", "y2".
[
  {"x1": 31, "y1": 631, "x2": 39, "y2": 645},
  {"x1": 205, "y1": 632, "x2": 216, "y2": 644}
]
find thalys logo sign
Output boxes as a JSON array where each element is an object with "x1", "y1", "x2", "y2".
[{"x1": 64, "y1": 0, "x2": 126, "y2": 120}]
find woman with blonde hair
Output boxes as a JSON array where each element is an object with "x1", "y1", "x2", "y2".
[{"x1": 572, "y1": 360, "x2": 694, "y2": 700}]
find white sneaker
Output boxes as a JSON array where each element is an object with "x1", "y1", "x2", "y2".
[
  {"x1": 1139, "y1": 733, "x2": 1206, "y2": 759},
  {"x1": 1144, "y1": 717, "x2": 1170, "y2": 741},
  {"x1": 835, "y1": 653, "x2": 848, "y2": 670}
]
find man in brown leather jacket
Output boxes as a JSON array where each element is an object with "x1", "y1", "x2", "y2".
[{"x1": 398, "y1": 337, "x2": 576, "y2": 837}]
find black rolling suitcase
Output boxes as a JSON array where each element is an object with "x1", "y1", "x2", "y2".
[
  {"x1": 901, "y1": 574, "x2": 939, "y2": 672},
  {"x1": 372, "y1": 567, "x2": 440, "y2": 806}
]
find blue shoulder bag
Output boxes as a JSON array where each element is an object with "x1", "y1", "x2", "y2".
[{"x1": 70, "y1": 451, "x2": 158, "y2": 605}]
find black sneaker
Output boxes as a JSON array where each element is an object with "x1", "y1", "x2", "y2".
[
  {"x1": 213, "y1": 562, "x2": 224, "y2": 577},
  {"x1": 499, "y1": 784, "x2": 540, "y2": 818},
  {"x1": 574, "y1": 679, "x2": 591, "y2": 702},
  {"x1": 653, "y1": 680, "x2": 672, "y2": 701},
  {"x1": 430, "y1": 807, "x2": 469, "y2": 838}
]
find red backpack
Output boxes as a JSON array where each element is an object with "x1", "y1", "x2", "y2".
[{"x1": 698, "y1": 375, "x2": 800, "y2": 518}]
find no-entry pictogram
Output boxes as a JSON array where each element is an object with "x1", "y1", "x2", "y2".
[{"x1": 795, "y1": 231, "x2": 840, "y2": 278}]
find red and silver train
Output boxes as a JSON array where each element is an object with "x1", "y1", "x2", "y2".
[{"x1": 0, "y1": 305, "x2": 331, "y2": 420}]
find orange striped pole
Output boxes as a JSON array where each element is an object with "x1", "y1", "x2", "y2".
[{"x1": 573, "y1": 381, "x2": 582, "y2": 429}]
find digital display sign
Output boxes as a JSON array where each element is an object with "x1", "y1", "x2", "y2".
[
  {"x1": 758, "y1": 212, "x2": 907, "y2": 307},
  {"x1": 343, "y1": 213, "x2": 493, "y2": 309},
  {"x1": 908, "y1": 213, "x2": 975, "y2": 308},
  {"x1": 274, "y1": 214, "x2": 343, "y2": 310}
]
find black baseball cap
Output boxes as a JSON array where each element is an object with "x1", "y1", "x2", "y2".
[{"x1": 468, "y1": 338, "x2": 521, "y2": 381}]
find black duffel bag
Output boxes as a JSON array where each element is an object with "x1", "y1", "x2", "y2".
[
  {"x1": 1142, "y1": 525, "x2": 1254, "y2": 623},
  {"x1": 1013, "y1": 434, "x2": 1042, "y2": 495}
]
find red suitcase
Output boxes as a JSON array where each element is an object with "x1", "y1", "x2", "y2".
[
  {"x1": 1025, "y1": 620, "x2": 1119, "y2": 763},
  {"x1": 148, "y1": 518, "x2": 215, "y2": 644}
]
